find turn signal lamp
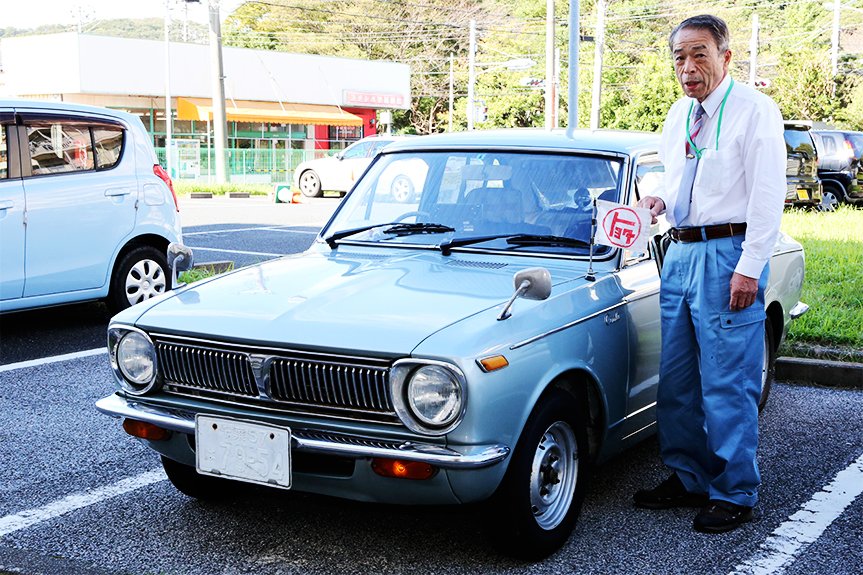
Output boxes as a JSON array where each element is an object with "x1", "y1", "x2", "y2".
[
  {"x1": 122, "y1": 418, "x2": 171, "y2": 441},
  {"x1": 371, "y1": 458, "x2": 436, "y2": 480},
  {"x1": 477, "y1": 355, "x2": 509, "y2": 372}
]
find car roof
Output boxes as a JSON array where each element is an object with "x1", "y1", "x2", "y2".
[
  {"x1": 0, "y1": 97, "x2": 137, "y2": 123},
  {"x1": 379, "y1": 128, "x2": 659, "y2": 156}
]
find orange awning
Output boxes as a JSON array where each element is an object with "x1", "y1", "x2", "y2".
[{"x1": 177, "y1": 97, "x2": 363, "y2": 127}]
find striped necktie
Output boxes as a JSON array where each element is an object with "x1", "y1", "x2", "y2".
[{"x1": 674, "y1": 104, "x2": 706, "y2": 225}]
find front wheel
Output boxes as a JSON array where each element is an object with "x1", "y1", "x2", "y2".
[
  {"x1": 298, "y1": 170, "x2": 322, "y2": 198},
  {"x1": 489, "y1": 388, "x2": 589, "y2": 560},
  {"x1": 107, "y1": 246, "x2": 169, "y2": 313}
]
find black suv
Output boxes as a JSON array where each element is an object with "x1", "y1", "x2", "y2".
[
  {"x1": 783, "y1": 122, "x2": 823, "y2": 209},
  {"x1": 811, "y1": 129, "x2": 863, "y2": 205}
]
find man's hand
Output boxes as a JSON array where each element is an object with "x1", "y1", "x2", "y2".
[
  {"x1": 729, "y1": 272, "x2": 758, "y2": 311},
  {"x1": 637, "y1": 196, "x2": 666, "y2": 224}
]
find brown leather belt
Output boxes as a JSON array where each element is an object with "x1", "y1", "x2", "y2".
[{"x1": 669, "y1": 223, "x2": 747, "y2": 243}]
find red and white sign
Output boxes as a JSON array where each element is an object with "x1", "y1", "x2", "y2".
[
  {"x1": 343, "y1": 91, "x2": 406, "y2": 108},
  {"x1": 594, "y1": 199, "x2": 651, "y2": 252}
]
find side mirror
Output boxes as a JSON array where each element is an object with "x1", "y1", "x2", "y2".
[
  {"x1": 498, "y1": 267, "x2": 552, "y2": 321},
  {"x1": 167, "y1": 243, "x2": 194, "y2": 289}
]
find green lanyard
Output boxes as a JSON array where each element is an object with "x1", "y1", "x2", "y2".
[{"x1": 686, "y1": 78, "x2": 735, "y2": 160}]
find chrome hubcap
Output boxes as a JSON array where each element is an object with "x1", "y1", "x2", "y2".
[
  {"x1": 391, "y1": 178, "x2": 412, "y2": 202},
  {"x1": 299, "y1": 172, "x2": 318, "y2": 194},
  {"x1": 126, "y1": 259, "x2": 166, "y2": 305},
  {"x1": 529, "y1": 420, "x2": 578, "y2": 531}
]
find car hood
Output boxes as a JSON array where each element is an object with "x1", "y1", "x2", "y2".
[{"x1": 134, "y1": 248, "x2": 589, "y2": 355}]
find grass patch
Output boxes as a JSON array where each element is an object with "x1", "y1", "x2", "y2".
[
  {"x1": 174, "y1": 181, "x2": 271, "y2": 196},
  {"x1": 780, "y1": 205, "x2": 863, "y2": 360},
  {"x1": 178, "y1": 263, "x2": 235, "y2": 284}
]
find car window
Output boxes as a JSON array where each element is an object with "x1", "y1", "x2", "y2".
[
  {"x1": 27, "y1": 121, "x2": 94, "y2": 176},
  {"x1": 0, "y1": 124, "x2": 7, "y2": 179},
  {"x1": 844, "y1": 133, "x2": 863, "y2": 157},
  {"x1": 369, "y1": 140, "x2": 394, "y2": 156},
  {"x1": 341, "y1": 141, "x2": 374, "y2": 160},
  {"x1": 93, "y1": 126, "x2": 124, "y2": 170},
  {"x1": 784, "y1": 128, "x2": 816, "y2": 158},
  {"x1": 817, "y1": 133, "x2": 836, "y2": 155},
  {"x1": 326, "y1": 150, "x2": 624, "y2": 256}
]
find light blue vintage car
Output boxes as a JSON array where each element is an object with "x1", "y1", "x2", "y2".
[{"x1": 97, "y1": 130, "x2": 807, "y2": 559}]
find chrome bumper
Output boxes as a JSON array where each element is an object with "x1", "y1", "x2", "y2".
[
  {"x1": 96, "y1": 394, "x2": 509, "y2": 470},
  {"x1": 790, "y1": 301, "x2": 810, "y2": 320}
]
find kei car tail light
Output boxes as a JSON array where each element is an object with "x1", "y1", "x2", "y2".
[
  {"x1": 371, "y1": 458, "x2": 437, "y2": 480},
  {"x1": 154, "y1": 164, "x2": 179, "y2": 212},
  {"x1": 122, "y1": 418, "x2": 171, "y2": 441}
]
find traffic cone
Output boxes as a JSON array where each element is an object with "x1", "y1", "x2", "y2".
[{"x1": 291, "y1": 190, "x2": 303, "y2": 203}]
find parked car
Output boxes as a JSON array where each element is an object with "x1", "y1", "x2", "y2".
[
  {"x1": 783, "y1": 121, "x2": 823, "y2": 209},
  {"x1": 811, "y1": 129, "x2": 863, "y2": 204},
  {"x1": 293, "y1": 135, "x2": 414, "y2": 198},
  {"x1": 0, "y1": 99, "x2": 183, "y2": 313},
  {"x1": 97, "y1": 129, "x2": 808, "y2": 559}
]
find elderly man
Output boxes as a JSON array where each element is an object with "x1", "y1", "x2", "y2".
[{"x1": 634, "y1": 14, "x2": 786, "y2": 533}]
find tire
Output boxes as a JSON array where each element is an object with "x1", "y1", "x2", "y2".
[
  {"x1": 107, "y1": 245, "x2": 169, "y2": 313},
  {"x1": 489, "y1": 388, "x2": 589, "y2": 560},
  {"x1": 823, "y1": 181, "x2": 848, "y2": 204},
  {"x1": 161, "y1": 455, "x2": 236, "y2": 500},
  {"x1": 818, "y1": 190, "x2": 839, "y2": 212},
  {"x1": 298, "y1": 170, "x2": 322, "y2": 198},
  {"x1": 759, "y1": 323, "x2": 776, "y2": 411},
  {"x1": 390, "y1": 175, "x2": 415, "y2": 203}
]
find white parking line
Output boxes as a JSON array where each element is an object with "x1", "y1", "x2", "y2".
[
  {"x1": 0, "y1": 468, "x2": 166, "y2": 538},
  {"x1": 729, "y1": 451, "x2": 863, "y2": 575},
  {"x1": 185, "y1": 246, "x2": 285, "y2": 257},
  {"x1": 184, "y1": 225, "x2": 316, "y2": 236},
  {"x1": 0, "y1": 348, "x2": 106, "y2": 373}
]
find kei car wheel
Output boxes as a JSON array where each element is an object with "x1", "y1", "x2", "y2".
[
  {"x1": 108, "y1": 246, "x2": 169, "y2": 313},
  {"x1": 161, "y1": 455, "x2": 236, "y2": 500},
  {"x1": 489, "y1": 388, "x2": 589, "y2": 560},
  {"x1": 759, "y1": 323, "x2": 776, "y2": 411},
  {"x1": 390, "y1": 175, "x2": 415, "y2": 203},
  {"x1": 818, "y1": 190, "x2": 839, "y2": 212},
  {"x1": 298, "y1": 170, "x2": 322, "y2": 197}
]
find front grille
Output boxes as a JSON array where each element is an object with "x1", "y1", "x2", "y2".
[
  {"x1": 152, "y1": 334, "x2": 398, "y2": 423},
  {"x1": 270, "y1": 359, "x2": 393, "y2": 414}
]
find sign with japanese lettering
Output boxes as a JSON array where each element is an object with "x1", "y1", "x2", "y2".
[
  {"x1": 342, "y1": 91, "x2": 406, "y2": 108},
  {"x1": 594, "y1": 199, "x2": 651, "y2": 252}
]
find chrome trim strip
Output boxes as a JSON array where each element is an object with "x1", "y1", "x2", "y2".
[
  {"x1": 772, "y1": 247, "x2": 804, "y2": 258},
  {"x1": 95, "y1": 394, "x2": 508, "y2": 469},
  {"x1": 510, "y1": 301, "x2": 627, "y2": 350},
  {"x1": 789, "y1": 301, "x2": 810, "y2": 320},
  {"x1": 624, "y1": 401, "x2": 656, "y2": 420},
  {"x1": 623, "y1": 288, "x2": 660, "y2": 303},
  {"x1": 621, "y1": 421, "x2": 656, "y2": 442}
]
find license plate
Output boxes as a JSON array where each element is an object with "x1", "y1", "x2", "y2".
[
  {"x1": 196, "y1": 415, "x2": 292, "y2": 489},
  {"x1": 796, "y1": 189, "x2": 810, "y2": 200}
]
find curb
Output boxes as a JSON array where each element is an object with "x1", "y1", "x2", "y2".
[{"x1": 776, "y1": 357, "x2": 863, "y2": 389}]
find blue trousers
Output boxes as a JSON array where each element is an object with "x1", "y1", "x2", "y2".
[{"x1": 657, "y1": 235, "x2": 768, "y2": 507}]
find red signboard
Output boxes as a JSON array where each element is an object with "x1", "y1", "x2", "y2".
[{"x1": 342, "y1": 91, "x2": 405, "y2": 108}]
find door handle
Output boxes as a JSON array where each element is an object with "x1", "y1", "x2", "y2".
[
  {"x1": 0, "y1": 200, "x2": 13, "y2": 210},
  {"x1": 105, "y1": 187, "x2": 134, "y2": 197}
]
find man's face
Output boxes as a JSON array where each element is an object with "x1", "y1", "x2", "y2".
[{"x1": 671, "y1": 27, "x2": 731, "y2": 102}]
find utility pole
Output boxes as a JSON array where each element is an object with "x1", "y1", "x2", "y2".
[
  {"x1": 545, "y1": 0, "x2": 554, "y2": 130},
  {"x1": 449, "y1": 54, "x2": 454, "y2": 132},
  {"x1": 566, "y1": 0, "x2": 580, "y2": 138},
  {"x1": 164, "y1": 0, "x2": 174, "y2": 178},
  {"x1": 589, "y1": 0, "x2": 606, "y2": 130},
  {"x1": 209, "y1": 0, "x2": 228, "y2": 183},
  {"x1": 467, "y1": 20, "x2": 477, "y2": 131},
  {"x1": 749, "y1": 13, "x2": 759, "y2": 87},
  {"x1": 831, "y1": 0, "x2": 841, "y2": 77}
]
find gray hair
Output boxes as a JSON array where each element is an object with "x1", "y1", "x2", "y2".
[{"x1": 669, "y1": 14, "x2": 730, "y2": 54}]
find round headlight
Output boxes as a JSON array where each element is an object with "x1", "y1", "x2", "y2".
[
  {"x1": 117, "y1": 331, "x2": 156, "y2": 389},
  {"x1": 407, "y1": 365, "x2": 462, "y2": 427}
]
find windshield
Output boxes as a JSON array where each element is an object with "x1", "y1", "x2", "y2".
[{"x1": 322, "y1": 150, "x2": 624, "y2": 256}]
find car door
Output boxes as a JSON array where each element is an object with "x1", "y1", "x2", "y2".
[
  {"x1": 617, "y1": 154, "x2": 664, "y2": 440},
  {"x1": 0, "y1": 111, "x2": 26, "y2": 300},
  {"x1": 20, "y1": 111, "x2": 137, "y2": 297}
]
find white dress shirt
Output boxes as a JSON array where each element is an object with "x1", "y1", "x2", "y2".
[{"x1": 656, "y1": 74, "x2": 787, "y2": 279}]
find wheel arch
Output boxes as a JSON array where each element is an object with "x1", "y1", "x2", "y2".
[
  {"x1": 111, "y1": 234, "x2": 171, "y2": 279},
  {"x1": 544, "y1": 369, "x2": 608, "y2": 462},
  {"x1": 820, "y1": 178, "x2": 848, "y2": 202}
]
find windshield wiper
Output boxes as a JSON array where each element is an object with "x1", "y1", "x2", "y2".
[
  {"x1": 506, "y1": 234, "x2": 591, "y2": 249},
  {"x1": 439, "y1": 233, "x2": 590, "y2": 256},
  {"x1": 383, "y1": 222, "x2": 455, "y2": 236},
  {"x1": 324, "y1": 221, "x2": 455, "y2": 248}
]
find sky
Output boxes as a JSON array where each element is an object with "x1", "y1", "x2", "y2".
[{"x1": 3, "y1": 0, "x2": 245, "y2": 30}]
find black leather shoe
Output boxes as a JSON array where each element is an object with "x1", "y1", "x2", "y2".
[
  {"x1": 693, "y1": 500, "x2": 754, "y2": 533},
  {"x1": 633, "y1": 474, "x2": 709, "y2": 509}
]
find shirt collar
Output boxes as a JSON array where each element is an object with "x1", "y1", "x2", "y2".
[{"x1": 695, "y1": 74, "x2": 732, "y2": 119}]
